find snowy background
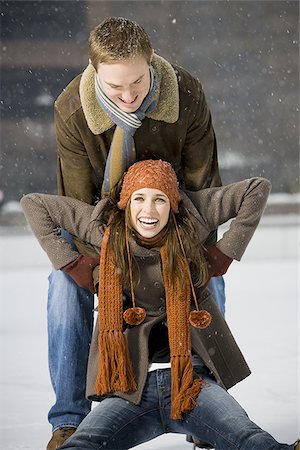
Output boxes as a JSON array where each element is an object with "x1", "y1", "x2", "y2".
[
  {"x1": 1, "y1": 0, "x2": 299, "y2": 202},
  {"x1": 0, "y1": 1, "x2": 299, "y2": 448},
  {"x1": 0, "y1": 207, "x2": 299, "y2": 449}
]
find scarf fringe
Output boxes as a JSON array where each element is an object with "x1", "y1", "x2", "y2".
[
  {"x1": 95, "y1": 330, "x2": 137, "y2": 395},
  {"x1": 170, "y1": 355, "x2": 202, "y2": 420}
]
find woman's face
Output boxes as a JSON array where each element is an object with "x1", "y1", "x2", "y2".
[{"x1": 130, "y1": 188, "x2": 170, "y2": 238}]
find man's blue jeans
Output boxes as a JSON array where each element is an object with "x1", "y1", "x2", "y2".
[
  {"x1": 209, "y1": 275, "x2": 225, "y2": 316},
  {"x1": 47, "y1": 231, "x2": 95, "y2": 431},
  {"x1": 58, "y1": 368, "x2": 292, "y2": 450},
  {"x1": 47, "y1": 232, "x2": 225, "y2": 431}
]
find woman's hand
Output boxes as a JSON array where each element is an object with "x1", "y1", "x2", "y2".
[
  {"x1": 204, "y1": 245, "x2": 233, "y2": 286},
  {"x1": 61, "y1": 255, "x2": 99, "y2": 293}
]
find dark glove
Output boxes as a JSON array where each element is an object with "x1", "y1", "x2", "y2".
[
  {"x1": 61, "y1": 255, "x2": 99, "y2": 294},
  {"x1": 205, "y1": 245, "x2": 233, "y2": 278}
]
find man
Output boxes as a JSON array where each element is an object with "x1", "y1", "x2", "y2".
[{"x1": 47, "y1": 17, "x2": 225, "y2": 450}]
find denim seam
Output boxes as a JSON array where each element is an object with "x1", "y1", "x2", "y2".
[
  {"x1": 187, "y1": 409, "x2": 240, "y2": 450},
  {"x1": 97, "y1": 407, "x2": 161, "y2": 449},
  {"x1": 155, "y1": 371, "x2": 170, "y2": 433}
]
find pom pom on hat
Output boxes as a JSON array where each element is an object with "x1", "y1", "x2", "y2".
[{"x1": 118, "y1": 159, "x2": 181, "y2": 212}]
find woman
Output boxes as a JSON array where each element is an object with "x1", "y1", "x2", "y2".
[{"x1": 21, "y1": 160, "x2": 297, "y2": 450}]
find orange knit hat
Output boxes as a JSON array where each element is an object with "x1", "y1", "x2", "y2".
[{"x1": 118, "y1": 159, "x2": 181, "y2": 213}]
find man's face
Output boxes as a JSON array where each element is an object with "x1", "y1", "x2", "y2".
[{"x1": 96, "y1": 55, "x2": 151, "y2": 113}]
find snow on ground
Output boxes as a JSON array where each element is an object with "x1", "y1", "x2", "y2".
[{"x1": 0, "y1": 216, "x2": 299, "y2": 449}]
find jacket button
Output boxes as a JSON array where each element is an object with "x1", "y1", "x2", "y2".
[
  {"x1": 159, "y1": 305, "x2": 166, "y2": 313},
  {"x1": 154, "y1": 282, "x2": 161, "y2": 288}
]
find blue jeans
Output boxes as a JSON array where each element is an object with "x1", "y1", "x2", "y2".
[
  {"x1": 58, "y1": 368, "x2": 292, "y2": 450},
  {"x1": 47, "y1": 231, "x2": 226, "y2": 431},
  {"x1": 47, "y1": 230, "x2": 94, "y2": 431},
  {"x1": 208, "y1": 276, "x2": 226, "y2": 317}
]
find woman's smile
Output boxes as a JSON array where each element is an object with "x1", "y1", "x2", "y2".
[
  {"x1": 138, "y1": 216, "x2": 159, "y2": 229},
  {"x1": 130, "y1": 188, "x2": 170, "y2": 238}
]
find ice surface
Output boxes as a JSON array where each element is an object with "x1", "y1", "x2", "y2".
[{"x1": 0, "y1": 218, "x2": 298, "y2": 449}]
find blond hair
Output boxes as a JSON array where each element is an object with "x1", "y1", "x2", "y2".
[{"x1": 89, "y1": 17, "x2": 153, "y2": 69}]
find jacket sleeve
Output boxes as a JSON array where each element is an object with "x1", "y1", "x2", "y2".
[
  {"x1": 20, "y1": 194, "x2": 105, "y2": 269},
  {"x1": 55, "y1": 104, "x2": 104, "y2": 256},
  {"x1": 54, "y1": 106, "x2": 96, "y2": 205},
  {"x1": 180, "y1": 76, "x2": 222, "y2": 191},
  {"x1": 186, "y1": 177, "x2": 272, "y2": 260}
]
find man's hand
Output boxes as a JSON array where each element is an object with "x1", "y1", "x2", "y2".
[{"x1": 61, "y1": 255, "x2": 99, "y2": 294}]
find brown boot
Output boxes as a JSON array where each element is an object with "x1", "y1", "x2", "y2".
[{"x1": 46, "y1": 427, "x2": 76, "y2": 450}]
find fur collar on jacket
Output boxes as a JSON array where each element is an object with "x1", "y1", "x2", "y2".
[{"x1": 79, "y1": 54, "x2": 179, "y2": 135}]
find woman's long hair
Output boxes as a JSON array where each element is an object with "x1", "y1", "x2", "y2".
[{"x1": 96, "y1": 182, "x2": 208, "y2": 290}]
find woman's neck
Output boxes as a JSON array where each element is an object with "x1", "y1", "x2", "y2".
[{"x1": 132, "y1": 226, "x2": 168, "y2": 249}]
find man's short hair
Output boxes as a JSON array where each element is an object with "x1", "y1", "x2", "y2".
[{"x1": 89, "y1": 17, "x2": 153, "y2": 69}]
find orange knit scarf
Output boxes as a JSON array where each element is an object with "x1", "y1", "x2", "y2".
[{"x1": 95, "y1": 226, "x2": 202, "y2": 420}]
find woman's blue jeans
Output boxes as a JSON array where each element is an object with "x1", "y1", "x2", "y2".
[
  {"x1": 47, "y1": 231, "x2": 225, "y2": 431},
  {"x1": 58, "y1": 368, "x2": 292, "y2": 450}
]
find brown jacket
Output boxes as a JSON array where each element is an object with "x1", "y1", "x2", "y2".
[
  {"x1": 54, "y1": 54, "x2": 221, "y2": 254},
  {"x1": 21, "y1": 177, "x2": 271, "y2": 403}
]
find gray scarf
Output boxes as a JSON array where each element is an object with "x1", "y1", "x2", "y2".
[{"x1": 95, "y1": 67, "x2": 159, "y2": 195}]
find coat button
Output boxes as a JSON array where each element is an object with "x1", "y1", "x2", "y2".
[
  {"x1": 154, "y1": 282, "x2": 161, "y2": 288},
  {"x1": 159, "y1": 305, "x2": 166, "y2": 313}
]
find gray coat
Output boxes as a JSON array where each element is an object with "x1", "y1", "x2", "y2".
[{"x1": 21, "y1": 177, "x2": 271, "y2": 404}]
